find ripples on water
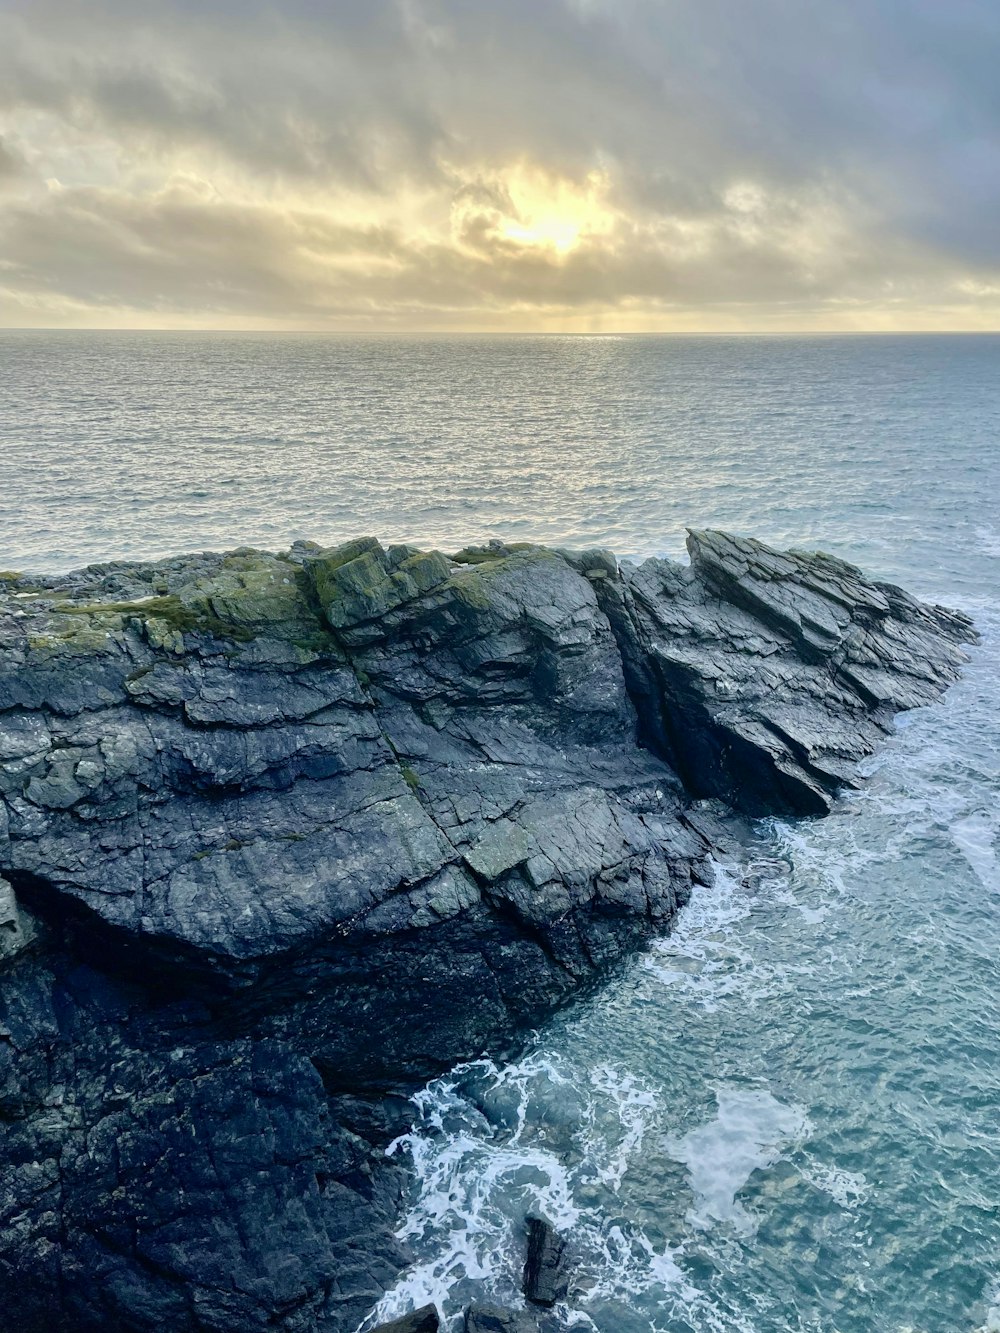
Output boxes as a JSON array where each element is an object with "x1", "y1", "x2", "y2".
[
  {"x1": 1, "y1": 331, "x2": 997, "y2": 578},
  {"x1": 2, "y1": 332, "x2": 999, "y2": 1333}
]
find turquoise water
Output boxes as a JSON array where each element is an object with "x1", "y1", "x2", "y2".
[{"x1": 2, "y1": 332, "x2": 999, "y2": 1332}]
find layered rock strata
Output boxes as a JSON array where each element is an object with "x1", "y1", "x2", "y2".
[{"x1": 0, "y1": 531, "x2": 975, "y2": 1332}]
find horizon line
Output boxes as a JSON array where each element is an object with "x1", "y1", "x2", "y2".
[{"x1": 2, "y1": 326, "x2": 999, "y2": 337}]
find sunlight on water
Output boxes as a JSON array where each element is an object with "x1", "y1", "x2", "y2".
[{"x1": 3, "y1": 332, "x2": 999, "y2": 1333}]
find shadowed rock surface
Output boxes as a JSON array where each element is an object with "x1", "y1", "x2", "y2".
[
  {"x1": 523, "y1": 1216, "x2": 569, "y2": 1306},
  {"x1": 466, "y1": 1303, "x2": 542, "y2": 1332},
  {"x1": 0, "y1": 532, "x2": 975, "y2": 1332},
  {"x1": 370, "y1": 1306, "x2": 439, "y2": 1333}
]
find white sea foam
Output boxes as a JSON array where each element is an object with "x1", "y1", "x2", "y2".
[
  {"x1": 975, "y1": 1278, "x2": 1000, "y2": 1333},
  {"x1": 642, "y1": 861, "x2": 763, "y2": 1011},
  {"x1": 360, "y1": 848, "x2": 826, "y2": 1330},
  {"x1": 642, "y1": 856, "x2": 827, "y2": 1013},
  {"x1": 799, "y1": 1160, "x2": 870, "y2": 1209},
  {"x1": 584, "y1": 1065, "x2": 658, "y2": 1192},
  {"x1": 360, "y1": 1046, "x2": 763, "y2": 1332},
  {"x1": 951, "y1": 813, "x2": 1000, "y2": 893},
  {"x1": 975, "y1": 525, "x2": 1000, "y2": 559},
  {"x1": 666, "y1": 1087, "x2": 811, "y2": 1236},
  {"x1": 361, "y1": 1057, "x2": 583, "y2": 1329}
]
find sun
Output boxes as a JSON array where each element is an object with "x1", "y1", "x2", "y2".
[
  {"x1": 500, "y1": 214, "x2": 586, "y2": 253},
  {"x1": 495, "y1": 164, "x2": 615, "y2": 254}
]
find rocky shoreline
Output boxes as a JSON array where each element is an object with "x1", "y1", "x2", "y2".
[{"x1": 0, "y1": 530, "x2": 976, "y2": 1332}]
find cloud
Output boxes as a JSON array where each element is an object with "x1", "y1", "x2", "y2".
[
  {"x1": 0, "y1": 134, "x2": 28, "y2": 185},
  {"x1": 0, "y1": 0, "x2": 998, "y2": 328}
]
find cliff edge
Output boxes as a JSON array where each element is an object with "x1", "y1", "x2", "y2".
[{"x1": 0, "y1": 531, "x2": 975, "y2": 1332}]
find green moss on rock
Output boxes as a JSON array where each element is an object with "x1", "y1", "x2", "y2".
[
  {"x1": 307, "y1": 539, "x2": 451, "y2": 630},
  {"x1": 54, "y1": 596, "x2": 258, "y2": 643},
  {"x1": 450, "y1": 542, "x2": 537, "y2": 565},
  {"x1": 445, "y1": 568, "x2": 493, "y2": 611},
  {"x1": 50, "y1": 558, "x2": 331, "y2": 648}
]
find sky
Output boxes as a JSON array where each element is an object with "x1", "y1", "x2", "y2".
[{"x1": 1, "y1": 0, "x2": 999, "y2": 332}]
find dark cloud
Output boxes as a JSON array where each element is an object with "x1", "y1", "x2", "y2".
[{"x1": 0, "y1": 0, "x2": 997, "y2": 326}]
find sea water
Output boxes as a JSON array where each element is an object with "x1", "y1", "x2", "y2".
[{"x1": 2, "y1": 331, "x2": 998, "y2": 1332}]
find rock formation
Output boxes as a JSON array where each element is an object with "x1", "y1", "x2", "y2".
[
  {"x1": 465, "y1": 1303, "x2": 542, "y2": 1332},
  {"x1": 0, "y1": 531, "x2": 975, "y2": 1332},
  {"x1": 370, "y1": 1307, "x2": 439, "y2": 1333},
  {"x1": 523, "y1": 1216, "x2": 569, "y2": 1306}
]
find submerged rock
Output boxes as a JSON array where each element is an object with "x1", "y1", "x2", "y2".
[{"x1": 0, "y1": 531, "x2": 976, "y2": 1332}]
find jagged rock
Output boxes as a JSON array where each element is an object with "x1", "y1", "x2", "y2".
[
  {"x1": 371, "y1": 1305, "x2": 440, "y2": 1332},
  {"x1": 600, "y1": 530, "x2": 976, "y2": 814},
  {"x1": 0, "y1": 874, "x2": 37, "y2": 960},
  {"x1": 0, "y1": 532, "x2": 975, "y2": 1332},
  {"x1": 523, "y1": 1215, "x2": 569, "y2": 1306}
]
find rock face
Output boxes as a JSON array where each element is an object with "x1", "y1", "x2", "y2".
[
  {"x1": 0, "y1": 532, "x2": 975, "y2": 1332},
  {"x1": 605, "y1": 530, "x2": 975, "y2": 815},
  {"x1": 523, "y1": 1216, "x2": 569, "y2": 1306}
]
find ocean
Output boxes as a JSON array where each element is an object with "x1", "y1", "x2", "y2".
[{"x1": 3, "y1": 331, "x2": 999, "y2": 1333}]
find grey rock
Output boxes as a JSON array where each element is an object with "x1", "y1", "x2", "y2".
[
  {"x1": 523, "y1": 1215, "x2": 569, "y2": 1306},
  {"x1": 466, "y1": 1304, "x2": 539, "y2": 1332},
  {"x1": 370, "y1": 1305, "x2": 440, "y2": 1333},
  {"x1": 599, "y1": 530, "x2": 976, "y2": 815},
  {"x1": 0, "y1": 531, "x2": 975, "y2": 1332},
  {"x1": 0, "y1": 874, "x2": 37, "y2": 960}
]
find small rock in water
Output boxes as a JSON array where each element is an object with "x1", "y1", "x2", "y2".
[
  {"x1": 370, "y1": 1306, "x2": 440, "y2": 1333},
  {"x1": 523, "y1": 1215, "x2": 569, "y2": 1306}
]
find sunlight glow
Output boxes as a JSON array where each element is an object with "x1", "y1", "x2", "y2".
[{"x1": 493, "y1": 165, "x2": 615, "y2": 254}]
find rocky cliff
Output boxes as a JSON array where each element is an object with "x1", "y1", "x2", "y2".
[{"x1": 0, "y1": 531, "x2": 975, "y2": 1332}]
